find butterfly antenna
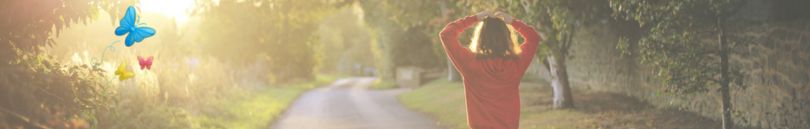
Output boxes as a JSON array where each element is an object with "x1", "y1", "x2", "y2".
[
  {"x1": 99, "y1": 40, "x2": 120, "y2": 64},
  {"x1": 135, "y1": 6, "x2": 144, "y2": 23}
]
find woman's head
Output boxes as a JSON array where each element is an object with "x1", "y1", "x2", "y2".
[{"x1": 470, "y1": 17, "x2": 520, "y2": 59}]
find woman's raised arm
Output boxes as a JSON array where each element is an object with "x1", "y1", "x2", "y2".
[
  {"x1": 496, "y1": 12, "x2": 542, "y2": 69},
  {"x1": 439, "y1": 11, "x2": 488, "y2": 70}
]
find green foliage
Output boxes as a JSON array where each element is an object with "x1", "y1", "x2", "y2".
[
  {"x1": 96, "y1": 99, "x2": 195, "y2": 129},
  {"x1": 0, "y1": 0, "x2": 135, "y2": 61},
  {"x1": 0, "y1": 54, "x2": 113, "y2": 129},
  {"x1": 610, "y1": 0, "x2": 747, "y2": 93},
  {"x1": 0, "y1": 0, "x2": 134, "y2": 128},
  {"x1": 389, "y1": 26, "x2": 443, "y2": 68},
  {"x1": 1, "y1": 0, "x2": 343, "y2": 128},
  {"x1": 356, "y1": 0, "x2": 613, "y2": 78},
  {"x1": 358, "y1": 0, "x2": 448, "y2": 80},
  {"x1": 196, "y1": 0, "x2": 336, "y2": 82},
  {"x1": 315, "y1": 7, "x2": 376, "y2": 74},
  {"x1": 378, "y1": 0, "x2": 444, "y2": 28},
  {"x1": 459, "y1": 0, "x2": 611, "y2": 57}
]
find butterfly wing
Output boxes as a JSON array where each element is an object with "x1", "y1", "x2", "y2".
[
  {"x1": 115, "y1": 63, "x2": 126, "y2": 75},
  {"x1": 115, "y1": 26, "x2": 130, "y2": 36},
  {"x1": 119, "y1": 72, "x2": 134, "y2": 81},
  {"x1": 137, "y1": 56, "x2": 146, "y2": 70},
  {"x1": 124, "y1": 27, "x2": 156, "y2": 47},
  {"x1": 115, "y1": 6, "x2": 137, "y2": 36},
  {"x1": 115, "y1": 63, "x2": 134, "y2": 80},
  {"x1": 125, "y1": 34, "x2": 136, "y2": 47},
  {"x1": 145, "y1": 56, "x2": 153, "y2": 70},
  {"x1": 132, "y1": 27, "x2": 156, "y2": 43}
]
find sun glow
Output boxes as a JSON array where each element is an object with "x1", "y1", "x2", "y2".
[{"x1": 139, "y1": 0, "x2": 196, "y2": 26}]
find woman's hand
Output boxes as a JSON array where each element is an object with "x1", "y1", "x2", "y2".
[
  {"x1": 476, "y1": 11, "x2": 493, "y2": 21},
  {"x1": 494, "y1": 11, "x2": 514, "y2": 24}
]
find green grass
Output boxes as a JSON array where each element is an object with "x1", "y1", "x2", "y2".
[
  {"x1": 398, "y1": 79, "x2": 468, "y2": 129},
  {"x1": 398, "y1": 79, "x2": 595, "y2": 129},
  {"x1": 397, "y1": 78, "x2": 733, "y2": 129},
  {"x1": 518, "y1": 110, "x2": 591, "y2": 129},
  {"x1": 192, "y1": 88, "x2": 305, "y2": 129},
  {"x1": 192, "y1": 74, "x2": 339, "y2": 129},
  {"x1": 370, "y1": 79, "x2": 399, "y2": 90}
]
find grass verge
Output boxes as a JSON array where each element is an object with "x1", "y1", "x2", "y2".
[
  {"x1": 399, "y1": 78, "x2": 737, "y2": 129},
  {"x1": 370, "y1": 79, "x2": 399, "y2": 90},
  {"x1": 192, "y1": 74, "x2": 339, "y2": 129},
  {"x1": 399, "y1": 79, "x2": 467, "y2": 129}
]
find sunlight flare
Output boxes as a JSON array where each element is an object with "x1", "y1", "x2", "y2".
[{"x1": 139, "y1": 0, "x2": 195, "y2": 26}]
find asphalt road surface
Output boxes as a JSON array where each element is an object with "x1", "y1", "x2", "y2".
[{"x1": 270, "y1": 77, "x2": 441, "y2": 129}]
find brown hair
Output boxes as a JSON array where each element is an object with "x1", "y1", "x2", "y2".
[{"x1": 469, "y1": 17, "x2": 520, "y2": 59}]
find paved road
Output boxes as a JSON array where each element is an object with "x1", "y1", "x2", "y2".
[{"x1": 270, "y1": 77, "x2": 441, "y2": 129}]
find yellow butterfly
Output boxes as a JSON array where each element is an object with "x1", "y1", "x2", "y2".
[{"x1": 115, "y1": 63, "x2": 135, "y2": 81}]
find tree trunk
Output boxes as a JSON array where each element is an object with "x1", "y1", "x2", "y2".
[
  {"x1": 547, "y1": 49, "x2": 574, "y2": 109},
  {"x1": 438, "y1": 0, "x2": 460, "y2": 82},
  {"x1": 448, "y1": 58, "x2": 461, "y2": 82},
  {"x1": 717, "y1": 18, "x2": 734, "y2": 129}
]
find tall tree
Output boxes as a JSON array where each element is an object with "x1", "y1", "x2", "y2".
[
  {"x1": 611, "y1": 0, "x2": 748, "y2": 128},
  {"x1": 438, "y1": 0, "x2": 462, "y2": 82}
]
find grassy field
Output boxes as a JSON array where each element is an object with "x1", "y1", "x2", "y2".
[
  {"x1": 398, "y1": 79, "x2": 468, "y2": 129},
  {"x1": 399, "y1": 78, "x2": 740, "y2": 129},
  {"x1": 192, "y1": 74, "x2": 339, "y2": 129},
  {"x1": 370, "y1": 79, "x2": 399, "y2": 90}
]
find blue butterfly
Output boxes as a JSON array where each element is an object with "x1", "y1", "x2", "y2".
[{"x1": 115, "y1": 6, "x2": 156, "y2": 47}]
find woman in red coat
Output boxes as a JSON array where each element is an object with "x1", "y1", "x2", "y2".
[{"x1": 439, "y1": 11, "x2": 541, "y2": 129}]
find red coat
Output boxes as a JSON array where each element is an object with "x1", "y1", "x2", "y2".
[{"x1": 439, "y1": 15, "x2": 540, "y2": 129}]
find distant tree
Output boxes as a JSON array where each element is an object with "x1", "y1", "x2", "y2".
[
  {"x1": 358, "y1": 0, "x2": 448, "y2": 81},
  {"x1": 196, "y1": 0, "x2": 336, "y2": 82},
  {"x1": 611, "y1": 0, "x2": 748, "y2": 128},
  {"x1": 316, "y1": 8, "x2": 375, "y2": 74}
]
